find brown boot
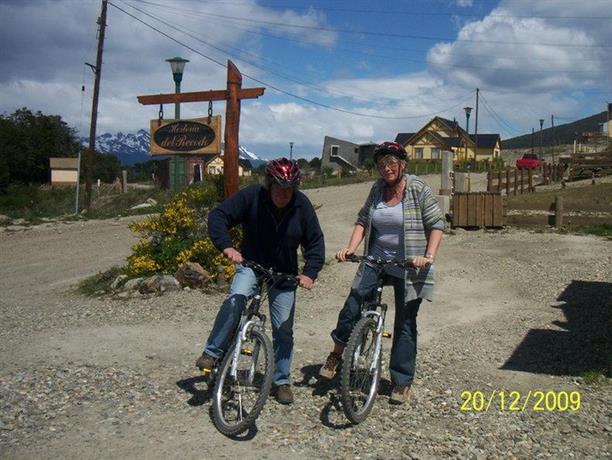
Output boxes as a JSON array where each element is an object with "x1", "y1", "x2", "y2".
[
  {"x1": 275, "y1": 384, "x2": 294, "y2": 404},
  {"x1": 389, "y1": 385, "x2": 411, "y2": 405},
  {"x1": 319, "y1": 352, "x2": 342, "y2": 379},
  {"x1": 195, "y1": 352, "x2": 216, "y2": 372}
]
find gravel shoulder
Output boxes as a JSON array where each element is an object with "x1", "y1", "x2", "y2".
[{"x1": 0, "y1": 176, "x2": 610, "y2": 459}]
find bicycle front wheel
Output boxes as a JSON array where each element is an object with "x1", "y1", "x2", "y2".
[
  {"x1": 340, "y1": 316, "x2": 382, "y2": 424},
  {"x1": 212, "y1": 328, "x2": 274, "y2": 436}
]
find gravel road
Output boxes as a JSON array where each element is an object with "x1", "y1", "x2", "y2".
[{"x1": 0, "y1": 175, "x2": 610, "y2": 459}]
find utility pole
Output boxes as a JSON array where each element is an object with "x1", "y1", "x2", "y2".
[
  {"x1": 531, "y1": 128, "x2": 534, "y2": 155},
  {"x1": 551, "y1": 114, "x2": 556, "y2": 163},
  {"x1": 474, "y1": 88, "x2": 479, "y2": 155},
  {"x1": 539, "y1": 118, "x2": 544, "y2": 158},
  {"x1": 85, "y1": 0, "x2": 108, "y2": 209}
]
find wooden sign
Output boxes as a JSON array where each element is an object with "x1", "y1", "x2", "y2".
[{"x1": 150, "y1": 116, "x2": 221, "y2": 155}]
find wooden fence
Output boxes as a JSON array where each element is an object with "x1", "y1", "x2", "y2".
[
  {"x1": 567, "y1": 151, "x2": 612, "y2": 180},
  {"x1": 452, "y1": 192, "x2": 504, "y2": 228},
  {"x1": 486, "y1": 163, "x2": 565, "y2": 195}
]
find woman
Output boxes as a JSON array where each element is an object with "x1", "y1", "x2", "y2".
[{"x1": 318, "y1": 141, "x2": 444, "y2": 405}]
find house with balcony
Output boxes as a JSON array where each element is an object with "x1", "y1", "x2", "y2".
[
  {"x1": 320, "y1": 136, "x2": 377, "y2": 172},
  {"x1": 395, "y1": 117, "x2": 501, "y2": 162}
]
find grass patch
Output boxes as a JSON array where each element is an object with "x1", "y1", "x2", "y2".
[
  {"x1": 574, "y1": 223, "x2": 612, "y2": 238},
  {"x1": 506, "y1": 182, "x2": 612, "y2": 212},
  {"x1": 582, "y1": 369, "x2": 611, "y2": 385},
  {"x1": 77, "y1": 265, "x2": 126, "y2": 297}
]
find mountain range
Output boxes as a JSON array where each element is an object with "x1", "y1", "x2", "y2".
[{"x1": 81, "y1": 129, "x2": 266, "y2": 167}]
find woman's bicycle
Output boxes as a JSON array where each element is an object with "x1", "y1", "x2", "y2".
[
  {"x1": 210, "y1": 260, "x2": 298, "y2": 436},
  {"x1": 339, "y1": 254, "x2": 415, "y2": 424}
]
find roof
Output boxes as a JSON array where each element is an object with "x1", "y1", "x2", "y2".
[
  {"x1": 469, "y1": 134, "x2": 500, "y2": 148},
  {"x1": 49, "y1": 157, "x2": 79, "y2": 169},
  {"x1": 394, "y1": 133, "x2": 415, "y2": 145}
]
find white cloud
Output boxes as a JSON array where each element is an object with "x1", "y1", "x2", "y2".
[{"x1": 456, "y1": 0, "x2": 474, "y2": 7}]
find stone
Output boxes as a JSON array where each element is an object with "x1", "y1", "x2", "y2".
[
  {"x1": 123, "y1": 277, "x2": 143, "y2": 291},
  {"x1": 174, "y1": 262, "x2": 212, "y2": 288},
  {"x1": 110, "y1": 274, "x2": 128, "y2": 290},
  {"x1": 0, "y1": 214, "x2": 11, "y2": 225},
  {"x1": 140, "y1": 275, "x2": 181, "y2": 294},
  {"x1": 129, "y1": 203, "x2": 155, "y2": 211}
]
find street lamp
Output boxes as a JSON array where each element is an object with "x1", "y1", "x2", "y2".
[
  {"x1": 464, "y1": 107, "x2": 472, "y2": 161},
  {"x1": 289, "y1": 142, "x2": 294, "y2": 161},
  {"x1": 166, "y1": 56, "x2": 189, "y2": 119},
  {"x1": 539, "y1": 118, "x2": 544, "y2": 157}
]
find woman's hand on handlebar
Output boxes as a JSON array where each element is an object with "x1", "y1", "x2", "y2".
[
  {"x1": 412, "y1": 255, "x2": 433, "y2": 268},
  {"x1": 336, "y1": 247, "x2": 355, "y2": 262},
  {"x1": 223, "y1": 247, "x2": 243, "y2": 264},
  {"x1": 296, "y1": 274, "x2": 314, "y2": 290}
]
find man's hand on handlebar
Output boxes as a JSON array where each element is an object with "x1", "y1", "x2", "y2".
[
  {"x1": 336, "y1": 247, "x2": 356, "y2": 262},
  {"x1": 223, "y1": 247, "x2": 243, "y2": 264},
  {"x1": 412, "y1": 255, "x2": 433, "y2": 268},
  {"x1": 296, "y1": 274, "x2": 314, "y2": 290}
]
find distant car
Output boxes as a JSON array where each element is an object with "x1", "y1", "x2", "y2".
[{"x1": 516, "y1": 153, "x2": 543, "y2": 169}]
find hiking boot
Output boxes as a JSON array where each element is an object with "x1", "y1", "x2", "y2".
[
  {"x1": 195, "y1": 352, "x2": 216, "y2": 372},
  {"x1": 275, "y1": 384, "x2": 294, "y2": 405},
  {"x1": 389, "y1": 385, "x2": 411, "y2": 405},
  {"x1": 319, "y1": 352, "x2": 342, "y2": 379}
]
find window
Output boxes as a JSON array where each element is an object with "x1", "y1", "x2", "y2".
[
  {"x1": 354, "y1": 147, "x2": 359, "y2": 154},
  {"x1": 208, "y1": 166, "x2": 217, "y2": 175},
  {"x1": 330, "y1": 145, "x2": 339, "y2": 157},
  {"x1": 415, "y1": 148, "x2": 424, "y2": 159},
  {"x1": 431, "y1": 148, "x2": 441, "y2": 159}
]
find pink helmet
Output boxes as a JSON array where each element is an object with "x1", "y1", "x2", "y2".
[
  {"x1": 373, "y1": 141, "x2": 407, "y2": 164},
  {"x1": 265, "y1": 158, "x2": 301, "y2": 188}
]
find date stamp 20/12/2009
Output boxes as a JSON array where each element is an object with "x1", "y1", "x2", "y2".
[{"x1": 460, "y1": 390, "x2": 581, "y2": 412}]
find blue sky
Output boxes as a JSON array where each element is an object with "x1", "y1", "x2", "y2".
[{"x1": 1, "y1": 0, "x2": 611, "y2": 159}]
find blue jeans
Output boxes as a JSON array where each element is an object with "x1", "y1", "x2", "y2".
[
  {"x1": 204, "y1": 264, "x2": 296, "y2": 386},
  {"x1": 331, "y1": 263, "x2": 422, "y2": 387}
]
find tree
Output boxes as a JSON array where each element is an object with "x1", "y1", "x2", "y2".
[
  {"x1": 0, "y1": 108, "x2": 80, "y2": 190},
  {"x1": 296, "y1": 158, "x2": 309, "y2": 170},
  {"x1": 309, "y1": 157, "x2": 321, "y2": 170}
]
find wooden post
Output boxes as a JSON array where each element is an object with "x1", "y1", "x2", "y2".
[
  {"x1": 513, "y1": 168, "x2": 518, "y2": 195},
  {"x1": 486, "y1": 168, "x2": 492, "y2": 192},
  {"x1": 555, "y1": 196, "x2": 563, "y2": 228},
  {"x1": 520, "y1": 168, "x2": 524, "y2": 194},
  {"x1": 224, "y1": 60, "x2": 241, "y2": 198},
  {"x1": 528, "y1": 168, "x2": 534, "y2": 192},
  {"x1": 505, "y1": 167, "x2": 510, "y2": 195},
  {"x1": 497, "y1": 169, "x2": 502, "y2": 192},
  {"x1": 122, "y1": 170, "x2": 128, "y2": 193}
]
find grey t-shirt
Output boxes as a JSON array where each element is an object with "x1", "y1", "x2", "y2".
[{"x1": 370, "y1": 198, "x2": 404, "y2": 278}]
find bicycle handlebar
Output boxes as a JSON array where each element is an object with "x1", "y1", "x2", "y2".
[
  {"x1": 344, "y1": 254, "x2": 416, "y2": 269},
  {"x1": 241, "y1": 260, "x2": 300, "y2": 286}
]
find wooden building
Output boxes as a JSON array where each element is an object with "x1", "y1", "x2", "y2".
[{"x1": 395, "y1": 117, "x2": 501, "y2": 162}]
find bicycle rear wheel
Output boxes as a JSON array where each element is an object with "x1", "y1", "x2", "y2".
[
  {"x1": 340, "y1": 316, "x2": 382, "y2": 424},
  {"x1": 212, "y1": 328, "x2": 274, "y2": 436}
]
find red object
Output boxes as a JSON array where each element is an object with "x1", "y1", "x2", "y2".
[
  {"x1": 265, "y1": 158, "x2": 301, "y2": 187},
  {"x1": 516, "y1": 153, "x2": 542, "y2": 169}
]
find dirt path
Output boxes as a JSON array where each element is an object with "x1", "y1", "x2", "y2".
[{"x1": 0, "y1": 176, "x2": 610, "y2": 459}]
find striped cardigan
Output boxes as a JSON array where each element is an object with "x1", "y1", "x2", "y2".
[{"x1": 354, "y1": 174, "x2": 445, "y2": 302}]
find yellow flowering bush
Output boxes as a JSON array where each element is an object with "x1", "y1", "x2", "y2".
[{"x1": 126, "y1": 182, "x2": 240, "y2": 281}]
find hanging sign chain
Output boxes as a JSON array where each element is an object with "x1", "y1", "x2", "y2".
[
  {"x1": 208, "y1": 100, "x2": 213, "y2": 124},
  {"x1": 158, "y1": 103, "x2": 164, "y2": 126}
]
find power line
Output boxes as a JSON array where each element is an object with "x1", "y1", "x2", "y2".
[
  {"x1": 108, "y1": 1, "x2": 476, "y2": 120},
  {"x1": 127, "y1": 0, "x2": 612, "y2": 49},
  {"x1": 145, "y1": 0, "x2": 612, "y2": 21}
]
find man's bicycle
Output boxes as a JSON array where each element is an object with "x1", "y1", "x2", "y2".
[
  {"x1": 339, "y1": 254, "x2": 415, "y2": 424},
  {"x1": 209, "y1": 260, "x2": 298, "y2": 436}
]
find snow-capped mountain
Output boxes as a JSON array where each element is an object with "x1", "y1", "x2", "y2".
[{"x1": 82, "y1": 130, "x2": 266, "y2": 166}]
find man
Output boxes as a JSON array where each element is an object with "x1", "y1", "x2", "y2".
[{"x1": 195, "y1": 158, "x2": 325, "y2": 404}]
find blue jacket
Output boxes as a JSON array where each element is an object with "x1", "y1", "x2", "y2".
[{"x1": 208, "y1": 184, "x2": 325, "y2": 280}]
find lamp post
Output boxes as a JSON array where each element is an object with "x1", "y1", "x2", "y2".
[
  {"x1": 165, "y1": 56, "x2": 189, "y2": 119},
  {"x1": 464, "y1": 106, "x2": 472, "y2": 162},
  {"x1": 539, "y1": 118, "x2": 544, "y2": 157},
  {"x1": 289, "y1": 142, "x2": 294, "y2": 161}
]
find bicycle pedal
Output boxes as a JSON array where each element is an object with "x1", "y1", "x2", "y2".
[
  {"x1": 200, "y1": 367, "x2": 213, "y2": 374},
  {"x1": 241, "y1": 348, "x2": 253, "y2": 356},
  {"x1": 382, "y1": 331, "x2": 392, "y2": 338}
]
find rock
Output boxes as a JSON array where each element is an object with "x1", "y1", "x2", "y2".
[
  {"x1": 0, "y1": 214, "x2": 11, "y2": 225},
  {"x1": 123, "y1": 277, "x2": 143, "y2": 291},
  {"x1": 110, "y1": 274, "x2": 128, "y2": 290},
  {"x1": 139, "y1": 275, "x2": 181, "y2": 294},
  {"x1": 129, "y1": 203, "x2": 154, "y2": 211},
  {"x1": 175, "y1": 262, "x2": 212, "y2": 288},
  {"x1": 12, "y1": 218, "x2": 27, "y2": 225},
  {"x1": 6, "y1": 225, "x2": 31, "y2": 232},
  {"x1": 145, "y1": 198, "x2": 158, "y2": 206}
]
